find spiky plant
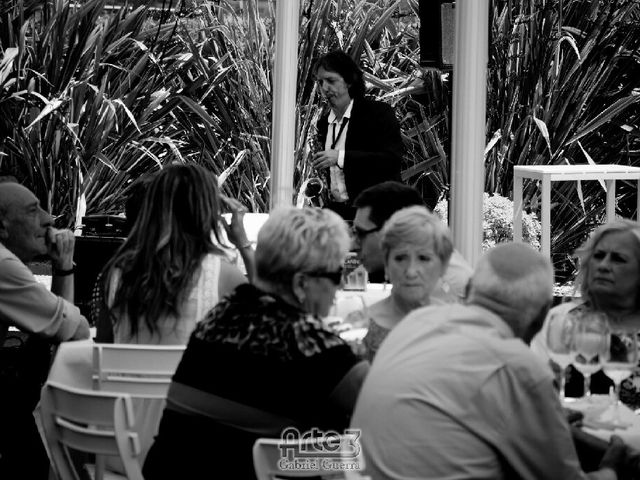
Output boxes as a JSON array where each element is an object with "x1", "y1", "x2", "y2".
[
  {"x1": 487, "y1": 0, "x2": 640, "y2": 279},
  {"x1": 0, "y1": 0, "x2": 448, "y2": 223},
  {"x1": 1, "y1": 0, "x2": 637, "y2": 286}
]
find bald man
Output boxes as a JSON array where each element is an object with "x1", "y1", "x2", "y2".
[
  {"x1": 351, "y1": 243, "x2": 628, "y2": 480},
  {"x1": 0, "y1": 181, "x2": 89, "y2": 479},
  {"x1": 0, "y1": 181, "x2": 89, "y2": 343}
]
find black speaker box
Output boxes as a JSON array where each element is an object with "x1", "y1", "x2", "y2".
[
  {"x1": 419, "y1": 0, "x2": 455, "y2": 69},
  {"x1": 73, "y1": 236, "x2": 125, "y2": 320},
  {"x1": 81, "y1": 215, "x2": 128, "y2": 237}
]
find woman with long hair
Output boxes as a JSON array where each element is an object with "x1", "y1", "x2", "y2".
[{"x1": 96, "y1": 163, "x2": 249, "y2": 345}]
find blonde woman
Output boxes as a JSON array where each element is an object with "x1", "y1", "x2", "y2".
[
  {"x1": 144, "y1": 207, "x2": 369, "y2": 480},
  {"x1": 356, "y1": 205, "x2": 454, "y2": 361}
]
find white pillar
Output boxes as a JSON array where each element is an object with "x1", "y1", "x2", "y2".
[
  {"x1": 270, "y1": 1, "x2": 300, "y2": 210},
  {"x1": 450, "y1": 0, "x2": 489, "y2": 267}
]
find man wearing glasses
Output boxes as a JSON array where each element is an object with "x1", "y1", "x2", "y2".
[{"x1": 352, "y1": 181, "x2": 472, "y2": 301}]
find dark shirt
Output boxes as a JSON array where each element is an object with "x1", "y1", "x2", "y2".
[
  {"x1": 143, "y1": 284, "x2": 364, "y2": 480},
  {"x1": 317, "y1": 96, "x2": 405, "y2": 206}
]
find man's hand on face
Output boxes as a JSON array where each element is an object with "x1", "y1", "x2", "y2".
[
  {"x1": 312, "y1": 150, "x2": 339, "y2": 170},
  {"x1": 46, "y1": 227, "x2": 75, "y2": 270}
]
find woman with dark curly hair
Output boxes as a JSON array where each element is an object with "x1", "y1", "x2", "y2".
[
  {"x1": 143, "y1": 206, "x2": 369, "y2": 480},
  {"x1": 96, "y1": 163, "x2": 249, "y2": 344}
]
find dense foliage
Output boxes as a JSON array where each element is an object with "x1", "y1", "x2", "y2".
[
  {"x1": 0, "y1": 0, "x2": 638, "y2": 279},
  {"x1": 487, "y1": 0, "x2": 640, "y2": 277},
  {"x1": 435, "y1": 193, "x2": 542, "y2": 251},
  {"x1": 0, "y1": 0, "x2": 445, "y2": 221}
]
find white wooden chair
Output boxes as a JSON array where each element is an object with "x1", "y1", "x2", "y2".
[
  {"x1": 253, "y1": 434, "x2": 369, "y2": 480},
  {"x1": 92, "y1": 344, "x2": 185, "y2": 398},
  {"x1": 40, "y1": 381, "x2": 143, "y2": 480}
]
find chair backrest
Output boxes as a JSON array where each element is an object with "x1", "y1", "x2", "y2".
[
  {"x1": 40, "y1": 381, "x2": 143, "y2": 480},
  {"x1": 253, "y1": 433, "x2": 368, "y2": 480},
  {"x1": 92, "y1": 343, "x2": 185, "y2": 397}
]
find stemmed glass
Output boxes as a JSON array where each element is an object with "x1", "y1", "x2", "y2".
[
  {"x1": 571, "y1": 312, "x2": 609, "y2": 401},
  {"x1": 331, "y1": 294, "x2": 368, "y2": 357},
  {"x1": 603, "y1": 329, "x2": 638, "y2": 427},
  {"x1": 545, "y1": 310, "x2": 578, "y2": 400}
]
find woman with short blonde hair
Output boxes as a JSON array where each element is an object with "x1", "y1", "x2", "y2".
[
  {"x1": 255, "y1": 206, "x2": 351, "y2": 296},
  {"x1": 380, "y1": 206, "x2": 453, "y2": 269},
  {"x1": 144, "y1": 206, "x2": 368, "y2": 480},
  {"x1": 352, "y1": 205, "x2": 454, "y2": 361}
]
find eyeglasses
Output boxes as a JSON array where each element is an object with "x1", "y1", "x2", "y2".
[
  {"x1": 351, "y1": 225, "x2": 381, "y2": 241},
  {"x1": 305, "y1": 267, "x2": 344, "y2": 285}
]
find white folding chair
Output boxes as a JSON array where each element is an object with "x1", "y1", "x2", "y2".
[
  {"x1": 92, "y1": 344, "x2": 185, "y2": 398},
  {"x1": 253, "y1": 434, "x2": 369, "y2": 480},
  {"x1": 40, "y1": 380, "x2": 143, "y2": 480}
]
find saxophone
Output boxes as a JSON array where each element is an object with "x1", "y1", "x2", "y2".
[{"x1": 302, "y1": 122, "x2": 330, "y2": 207}]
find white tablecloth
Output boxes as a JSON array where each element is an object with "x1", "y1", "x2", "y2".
[
  {"x1": 47, "y1": 339, "x2": 94, "y2": 389},
  {"x1": 333, "y1": 284, "x2": 390, "y2": 320},
  {"x1": 565, "y1": 396, "x2": 640, "y2": 449}
]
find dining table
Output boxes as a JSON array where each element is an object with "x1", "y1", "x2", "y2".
[
  {"x1": 565, "y1": 395, "x2": 640, "y2": 450},
  {"x1": 46, "y1": 338, "x2": 94, "y2": 389}
]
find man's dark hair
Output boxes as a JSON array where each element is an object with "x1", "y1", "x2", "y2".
[
  {"x1": 314, "y1": 50, "x2": 366, "y2": 99},
  {"x1": 353, "y1": 181, "x2": 425, "y2": 227}
]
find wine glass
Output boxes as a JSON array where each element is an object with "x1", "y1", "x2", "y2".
[
  {"x1": 331, "y1": 294, "x2": 368, "y2": 357},
  {"x1": 603, "y1": 329, "x2": 638, "y2": 427},
  {"x1": 571, "y1": 312, "x2": 609, "y2": 401},
  {"x1": 545, "y1": 310, "x2": 577, "y2": 400},
  {"x1": 331, "y1": 293, "x2": 367, "y2": 326}
]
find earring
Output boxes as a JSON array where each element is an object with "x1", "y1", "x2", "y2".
[
  {"x1": 384, "y1": 271, "x2": 390, "y2": 283},
  {"x1": 295, "y1": 292, "x2": 306, "y2": 304}
]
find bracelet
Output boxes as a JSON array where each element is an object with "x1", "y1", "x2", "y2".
[{"x1": 53, "y1": 266, "x2": 75, "y2": 276}]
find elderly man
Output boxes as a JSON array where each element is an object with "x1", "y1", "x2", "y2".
[
  {"x1": 0, "y1": 181, "x2": 89, "y2": 341},
  {"x1": 351, "y1": 243, "x2": 628, "y2": 479},
  {"x1": 0, "y1": 181, "x2": 89, "y2": 478},
  {"x1": 352, "y1": 181, "x2": 472, "y2": 301}
]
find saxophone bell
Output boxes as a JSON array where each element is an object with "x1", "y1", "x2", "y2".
[{"x1": 304, "y1": 176, "x2": 325, "y2": 198}]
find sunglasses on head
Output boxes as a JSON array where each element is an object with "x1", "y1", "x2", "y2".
[{"x1": 304, "y1": 267, "x2": 344, "y2": 285}]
